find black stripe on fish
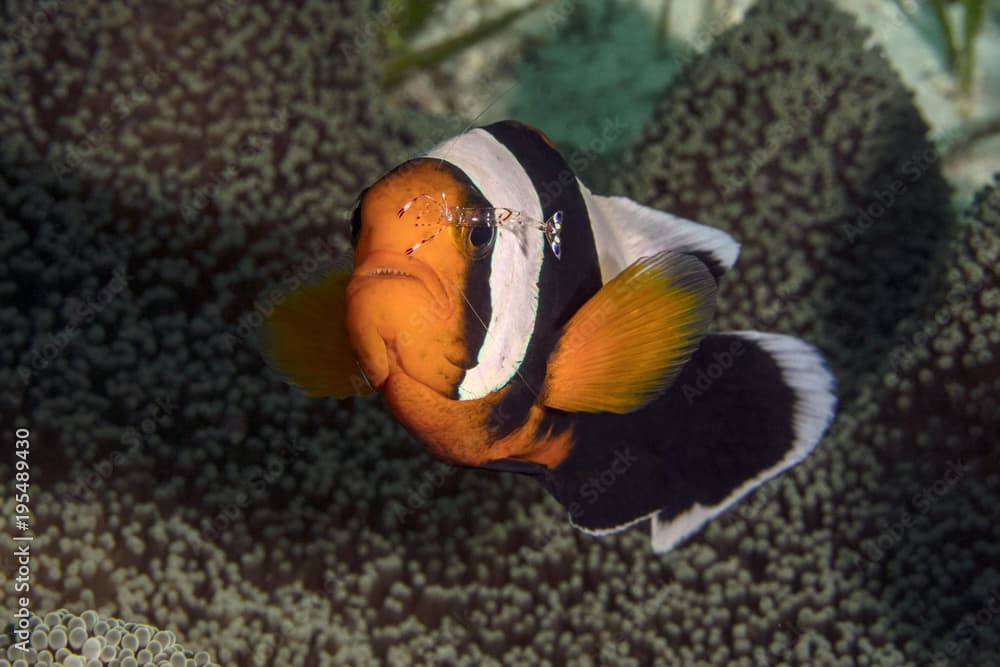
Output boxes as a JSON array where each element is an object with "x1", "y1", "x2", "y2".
[{"x1": 479, "y1": 121, "x2": 604, "y2": 440}]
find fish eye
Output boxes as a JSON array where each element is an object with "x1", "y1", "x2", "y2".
[{"x1": 463, "y1": 223, "x2": 495, "y2": 260}]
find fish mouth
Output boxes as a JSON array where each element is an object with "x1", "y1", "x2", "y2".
[
  {"x1": 349, "y1": 251, "x2": 451, "y2": 313},
  {"x1": 361, "y1": 267, "x2": 416, "y2": 279}
]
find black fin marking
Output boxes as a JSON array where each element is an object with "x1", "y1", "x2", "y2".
[{"x1": 537, "y1": 332, "x2": 836, "y2": 553}]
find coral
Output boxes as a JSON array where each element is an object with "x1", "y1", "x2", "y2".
[
  {"x1": 506, "y1": 0, "x2": 684, "y2": 165},
  {"x1": 836, "y1": 173, "x2": 1000, "y2": 667},
  {"x1": 0, "y1": 0, "x2": 995, "y2": 666},
  {"x1": 1, "y1": 608, "x2": 219, "y2": 667},
  {"x1": 611, "y1": 0, "x2": 956, "y2": 399}
]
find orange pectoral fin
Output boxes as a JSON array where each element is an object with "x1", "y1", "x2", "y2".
[
  {"x1": 541, "y1": 251, "x2": 717, "y2": 414},
  {"x1": 259, "y1": 271, "x2": 373, "y2": 397}
]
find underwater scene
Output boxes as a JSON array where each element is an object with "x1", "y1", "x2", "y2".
[{"x1": 1, "y1": 0, "x2": 999, "y2": 665}]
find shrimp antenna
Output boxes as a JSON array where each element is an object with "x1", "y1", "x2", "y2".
[{"x1": 426, "y1": 80, "x2": 520, "y2": 173}]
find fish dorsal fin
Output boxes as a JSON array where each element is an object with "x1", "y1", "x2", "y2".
[
  {"x1": 581, "y1": 185, "x2": 740, "y2": 283},
  {"x1": 259, "y1": 271, "x2": 373, "y2": 397},
  {"x1": 541, "y1": 251, "x2": 716, "y2": 414}
]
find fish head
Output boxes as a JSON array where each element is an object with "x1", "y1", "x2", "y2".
[{"x1": 346, "y1": 158, "x2": 495, "y2": 397}]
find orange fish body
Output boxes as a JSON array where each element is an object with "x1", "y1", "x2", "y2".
[
  {"x1": 346, "y1": 158, "x2": 576, "y2": 468},
  {"x1": 262, "y1": 121, "x2": 836, "y2": 553}
]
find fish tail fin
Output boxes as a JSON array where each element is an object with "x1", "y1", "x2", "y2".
[
  {"x1": 541, "y1": 332, "x2": 836, "y2": 553},
  {"x1": 648, "y1": 331, "x2": 836, "y2": 552}
]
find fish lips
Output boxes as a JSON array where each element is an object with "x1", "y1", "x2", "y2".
[
  {"x1": 347, "y1": 251, "x2": 451, "y2": 314},
  {"x1": 346, "y1": 251, "x2": 456, "y2": 390}
]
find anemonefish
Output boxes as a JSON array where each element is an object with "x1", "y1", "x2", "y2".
[{"x1": 261, "y1": 120, "x2": 837, "y2": 553}]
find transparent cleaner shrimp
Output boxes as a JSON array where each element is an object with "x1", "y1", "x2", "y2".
[{"x1": 396, "y1": 193, "x2": 563, "y2": 260}]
